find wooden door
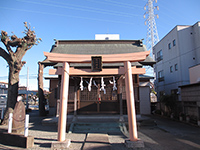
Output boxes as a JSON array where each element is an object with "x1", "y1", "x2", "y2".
[{"x1": 78, "y1": 84, "x2": 119, "y2": 114}]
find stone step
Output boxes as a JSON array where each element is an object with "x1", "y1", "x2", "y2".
[
  {"x1": 83, "y1": 133, "x2": 111, "y2": 150},
  {"x1": 72, "y1": 122, "x2": 122, "y2": 133}
]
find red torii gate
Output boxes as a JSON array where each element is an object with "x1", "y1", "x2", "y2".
[{"x1": 44, "y1": 51, "x2": 150, "y2": 147}]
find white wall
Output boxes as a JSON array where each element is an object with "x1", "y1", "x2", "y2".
[
  {"x1": 95, "y1": 34, "x2": 120, "y2": 40},
  {"x1": 193, "y1": 22, "x2": 200, "y2": 64},
  {"x1": 154, "y1": 26, "x2": 181, "y2": 96},
  {"x1": 177, "y1": 26, "x2": 196, "y2": 84},
  {"x1": 153, "y1": 22, "x2": 200, "y2": 98},
  {"x1": 139, "y1": 86, "x2": 151, "y2": 115}
]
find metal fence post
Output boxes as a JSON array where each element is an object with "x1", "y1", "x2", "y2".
[
  {"x1": 8, "y1": 113, "x2": 13, "y2": 133},
  {"x1": 24, "y1": 114, "x2": 29, "y2": 137}
]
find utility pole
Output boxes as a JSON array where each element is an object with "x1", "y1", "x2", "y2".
[{"x1": 144, "y1": 0, "x2": 159, "y2": 59}]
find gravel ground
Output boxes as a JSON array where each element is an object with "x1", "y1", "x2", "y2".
[
  {"x1": 1, "y1": 110, "x2": 200, "y2": 150},
  {"x1": 0, "y1": 110, "x2": 130, "y2": 150}
]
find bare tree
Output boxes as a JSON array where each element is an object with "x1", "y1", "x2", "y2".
[{"x1": 0, "y1": 22, "x2": 41, "y2": 125}]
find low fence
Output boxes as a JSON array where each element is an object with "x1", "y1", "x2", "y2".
[{"x1": 8, "y1": 113, "x2": 29, "y2": 137}]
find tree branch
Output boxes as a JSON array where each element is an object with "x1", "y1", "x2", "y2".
[
  {"x1": 1, "y1": 22, "x2": 42, "y2": 60},
  {"x1": 1, "y1": 31, "x2": 14, "y2": 55},
  {"x1": 8, "y1": 35, "x2": 23, "y2": 47},
  {"x1": 0, "y1": 47, "x2": 11, "y2": 63}
]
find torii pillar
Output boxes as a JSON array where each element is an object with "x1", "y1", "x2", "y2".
[
  {"x1": 124, "y1": 61, "x2": 144, "y2": 148},
  {"x1": 51, "y1": 62, "x2": 71, "y2": 149},
  {"x1": 58, "y1": 62, "x2": 69, "y2": 141},
  {"x1": 124, "y1": 61, "x2": 138, "y2": 140}
]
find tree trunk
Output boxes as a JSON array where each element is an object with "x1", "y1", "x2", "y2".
[
  {"x1": 38, "y1": 62, "x2": 46, "y2": 116},
  {"x1": 0, "y1": 23, "x2": 41, "y2": 124},
  {"x1": 1, "y1": 64, "x2": 19, "y2": 125}
]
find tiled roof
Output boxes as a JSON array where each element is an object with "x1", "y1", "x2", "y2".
[{"x1": 42, "y1": 40, "x2": 155, "y2": 67}]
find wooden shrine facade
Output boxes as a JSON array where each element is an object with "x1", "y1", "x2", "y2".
[
  {"x1": 41, "y1": 40, "x2": 155, "y2": 116},
  {"x1": 48, "y1": 68, "x2": 142, "y2": 115}
]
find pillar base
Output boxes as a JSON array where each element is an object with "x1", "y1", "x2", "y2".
[
  {"x1": 125, "y1": 139, "x2": 144, "y2": 149},
  {"x1": 198, "y1": 120, "x2": 200, "y2": 126},
  {"x1": 51, "y1": 139, "x2": 71, "y2": 150}
]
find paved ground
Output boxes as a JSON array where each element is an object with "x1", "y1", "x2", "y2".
[
  {"x1": 0, "y1": 110, "x2": 200, "y2": 150},
  {"x1": 141, "y1": 115, "x2": 200, "y2": 150}
]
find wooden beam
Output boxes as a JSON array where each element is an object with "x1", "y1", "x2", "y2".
[
  {"x1": 49, "y1": 67, "x2": 145, "y2": 76},
  {"x1": 44, "y1": 51, "x2": 150, "y2": 63}
]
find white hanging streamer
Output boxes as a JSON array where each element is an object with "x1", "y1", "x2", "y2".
[
  {"x1": 80, "y1": 77, "x2": 84, "y2": 91},
  {"x1": 100, "y1": 77, "x2": 106, "y2": 94},
  {"x1": 93, "y1": 80, "x2": 98, "y2": 88},
  {"x1": 109, "y1": 76, "x2": 117, "y2": 91},
  {"x1": 86, "y1": 77, "x2": 93, "y2": 92}
]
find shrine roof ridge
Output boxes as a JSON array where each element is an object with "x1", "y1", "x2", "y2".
[{"x1": 54, "y1": 39, "x2": 143, "y2": 45}]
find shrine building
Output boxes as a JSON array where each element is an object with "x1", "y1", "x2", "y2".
[{"x1": 40, "y1": 36, "x2": 155, "y2": 117}]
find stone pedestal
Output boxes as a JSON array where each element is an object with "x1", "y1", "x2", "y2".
[
  {"x1": 198, "y1": 121, "x2": 200, "y2": 126},
  {"x1": 186, "y1": 116, "x2": 190, "y2": 123},
  {"x1": 0, "y1": 131, "x2": 34, "y2": 148},
  {"x1": 179, "y1": 116, "x2": 183, "y2": 121},
  {"x1": 51, "y1": 139, "x2": 71, "y2": 150},
  {"x1": 125, "y1": 139, "x2": 144, "y2": 149}
]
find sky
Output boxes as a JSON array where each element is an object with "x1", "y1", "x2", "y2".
[{"x1": 0, "y1": 0, "x2": 199, "y2": 91}]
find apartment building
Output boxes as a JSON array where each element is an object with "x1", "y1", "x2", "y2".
[{"x1": 153, "y1": 21, "x2": 200, "y2": 100}]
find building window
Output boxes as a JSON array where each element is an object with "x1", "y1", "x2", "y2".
[
  {"x1": 175, "y1": 64, "x2": 178, "y2": 71},
  {"x1": 173, "y1": 39, "x2": 176, "y2": 46},
  {"x1": 170, "y1": 66, "x2": 173, "y2": 72},
  {"x1": 157, "y1": 50, "x2": 163, "y2": 62},
  {"x1": 168, "y1": 43, "x2": 171, "y2": 49},
  {"x1": 158, "y1": 70, "x2": 164, "y2": 82}
]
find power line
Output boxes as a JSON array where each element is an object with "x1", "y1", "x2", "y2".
[
  {"x1": 103, "y1": 0, "x2": 142, "y2": 8},
  {"x1": 17, "y1": 0, "x2": 141, "y2": 18},
  {"x1": 0, "y1": 73, "x2": 49, "y2": 80},
  {"x1": 158, "y1": 0, "x2": 187, "y2": 21},
  {"x1": 85, "y1": 0, "x2": 140, "y2": 9},
  {"x1": 0, "y1": 6, "x2": 139, "y2": 25}
]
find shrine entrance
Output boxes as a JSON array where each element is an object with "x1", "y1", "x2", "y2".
[
  {"x1": 44, "y1": 51, "x2": 150, "y2": 143},
  {"x1": 78, "y1": 77, "x2": 119, "y2": 114}
]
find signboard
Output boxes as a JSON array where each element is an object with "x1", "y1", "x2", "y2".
[{"x1": 91, "y1": 56, "x2": 102, "y2": 71}]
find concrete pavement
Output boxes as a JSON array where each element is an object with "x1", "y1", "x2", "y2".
[{"x1": 137, "y1": 115, "x2": 200, "y2": 150}]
